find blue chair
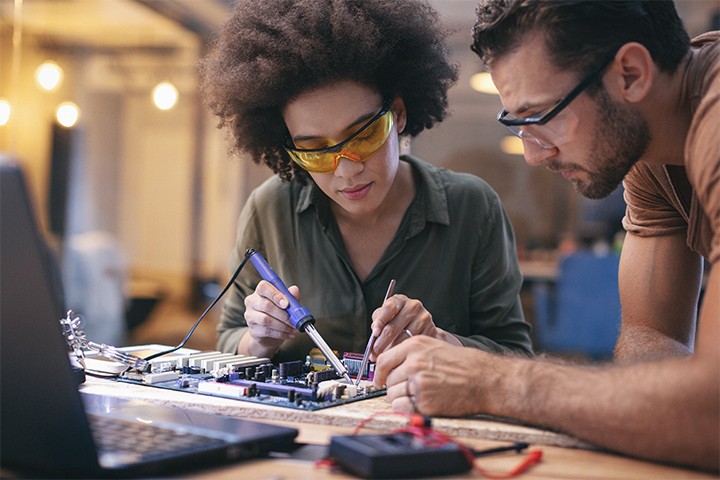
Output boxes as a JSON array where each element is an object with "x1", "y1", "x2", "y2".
[{"x1": 532, "y1": 252, "x2": 621, "y2": 359}]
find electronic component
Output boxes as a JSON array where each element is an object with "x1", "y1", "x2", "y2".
[
  {"x1": 114, "y1": 346, "x2": 384, "y2": 411},
  {"x1": 329, "y1": 432, "x2": 473, "y2": 479},
  {"x1": 343, "y1": 352, "x2": 375, "y2": 381}
]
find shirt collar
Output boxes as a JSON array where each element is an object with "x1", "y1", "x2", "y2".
[
  {"x1": 404, "y1": 154, "x2": 450, "y2": 226},
  {"x1": 296, "y1": 179, "x2": 320, "y2": 214}
]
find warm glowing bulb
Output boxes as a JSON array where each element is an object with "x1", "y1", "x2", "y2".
[
  {"x1": 469, "y1": 72, "x2": 498, "y2": 95},
  {"x1": 500, "y1": 136, "x2": 525, "y2": 155},
  {"x1": 0, "y1": 99, "x2": 10, "y2": 126},
  {"x1": 35, "y1": 61, "x2": 64, "y2": 91},
  {"x1": 152, "y1": 82, "x2": 178, "y2": 110},
  {"x1": 56, "y1": 102, "x2": 80, "y2": 128}
]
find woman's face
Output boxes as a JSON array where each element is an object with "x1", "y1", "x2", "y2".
[{"x1": 282, "y1": 81, "x2": 406, "y2": 218}]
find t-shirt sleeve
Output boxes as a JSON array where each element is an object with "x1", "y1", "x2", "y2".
[{"x1": 622, "y1": 163, "x2": 688, "y2": 238}]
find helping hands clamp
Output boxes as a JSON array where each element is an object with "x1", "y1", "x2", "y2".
[{"x1": 60, "y1": 310, "x2": 150, "y2": 372}]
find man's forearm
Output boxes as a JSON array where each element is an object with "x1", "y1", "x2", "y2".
[{"x1": 487, "y1": 353, "x2": 719, "y2": 470}]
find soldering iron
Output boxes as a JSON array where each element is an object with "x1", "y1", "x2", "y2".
[{"x1": 246, "y1": 248, "x2": 352, "y2": 384}]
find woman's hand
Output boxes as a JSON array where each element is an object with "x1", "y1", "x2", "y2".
[
  {"x1": 237, "y1": 280, "x2": 298, "y2": 357},
  {"x1": 369, "y1": 294, "x2": 460, "y2": 357}
]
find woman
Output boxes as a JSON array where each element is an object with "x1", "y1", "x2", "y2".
[{"x1": 199, "y1": 0, "x2": 532, "y2": 363}]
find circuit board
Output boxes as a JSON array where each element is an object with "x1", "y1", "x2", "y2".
[{"x1": 95, "y1": 346, "x2": 385, "y2": 411}]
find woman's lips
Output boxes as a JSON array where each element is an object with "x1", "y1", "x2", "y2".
[{"x1": 341, "y1": 183, "x2": 372, "y2": 200}]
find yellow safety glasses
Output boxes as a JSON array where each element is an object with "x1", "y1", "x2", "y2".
[{"x1": 285, "y1": 101, "x2": 394, "y2": 174}]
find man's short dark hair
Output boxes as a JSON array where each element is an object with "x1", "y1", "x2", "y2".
[
  {"x1": 471, "y1": 0, "x2": 690, "y2": 80},
  {"x1": 199, "y1": 0, "x2": 458, "y2": 183}
]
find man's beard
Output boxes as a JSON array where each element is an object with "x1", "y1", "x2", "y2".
[{"x1": 573, "y1": 87, "x2": 650, "y2": 199}]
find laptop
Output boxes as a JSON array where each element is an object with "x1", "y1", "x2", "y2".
[{"x1": 0, "y1": 156, "x2": 298, "y2": 478}]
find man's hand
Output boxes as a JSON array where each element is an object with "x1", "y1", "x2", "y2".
[{"x1": 373, "y1": 336, "x2": 494, "y2": 416}]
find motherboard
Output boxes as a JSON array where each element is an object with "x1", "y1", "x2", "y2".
[{"x1": 96, "y1": 346, "x2": 385, "y2": 411}]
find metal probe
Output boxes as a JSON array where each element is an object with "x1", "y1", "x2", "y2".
[
  {"x1": 246, "y1": 249, "x2": 352, "y2": 383},
  {"x1": 355, "y1": 279, "x2": 396, "y2": 386}
]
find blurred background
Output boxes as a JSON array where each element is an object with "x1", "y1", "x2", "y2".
[{"x1": 1, "y1": 0, "x2": 717, "y2": 356}]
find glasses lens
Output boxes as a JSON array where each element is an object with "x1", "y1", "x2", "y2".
[
  {"x1": 342, "y1": 110, "x2": 393, "y2": 157},
  {"x1": 287, "y1": 109, "x2": 393, "y2": 173},
  {"x1": 287, "y1": 150, "x2": 335, "y2": 173},
  {"x1": 509, "y1": 126, "x2": 554, "y2": 149},
  {"x1": 506, "y1": 107, "x2": 579, "y2": 150}
]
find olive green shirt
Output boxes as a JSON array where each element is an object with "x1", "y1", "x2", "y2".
[{"x1": 218, "y1": 155, "x2": 533, "y2": 362}]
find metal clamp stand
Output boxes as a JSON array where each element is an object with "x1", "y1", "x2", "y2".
[{"x1": 60, "y1": 310, "x2": 150, "y2": 372}]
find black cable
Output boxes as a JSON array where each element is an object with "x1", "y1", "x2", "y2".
[
  {"x1": 472, "y1": 441, "x2": 529, "y2": 457},
  {"x1": 85, "y1": 370, "x2": 121, "y2": 380},
  {"x1": 140, "y1": 250, "x2": 253, "y2": 363}
]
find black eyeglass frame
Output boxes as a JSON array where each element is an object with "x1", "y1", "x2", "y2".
[
  {"x1": 284, "y1": 99, "x2": 393, "y2": 154},
  {"x1": 497, "y1": 50, "x2": 618, "y2": 128}
]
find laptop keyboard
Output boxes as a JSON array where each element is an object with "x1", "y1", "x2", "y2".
[{"x1": 89, "y1": 414, "x2": 226, "y2": 462}]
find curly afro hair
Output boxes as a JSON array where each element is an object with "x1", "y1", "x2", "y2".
[{"x1": 199, "y1": 0, "x2": 458, "y2": 183}]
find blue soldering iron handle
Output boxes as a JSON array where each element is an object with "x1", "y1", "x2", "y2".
[{"x1": 246, "y1": 249, "x2": 315, "y2": 332}]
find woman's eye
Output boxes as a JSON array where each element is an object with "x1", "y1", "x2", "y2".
[
  {"x1": 355, "y1": 123, "x2": 378, "y2": 140},
  {"x1": 295, "y1": 139, "x2": 331, "y2": 150}
]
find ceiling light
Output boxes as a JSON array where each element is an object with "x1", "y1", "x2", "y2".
[
  {"x1": 469, "y1": 72, "x2": 498, "y2": 95},
  {"x1": 0, "y1": 99, "x2": 10, "y2": 126},
  {"x1": 56, "y1": 102, "x2": 80, "y2": 128},
  {"x1": 152, "y1": 82, "x2": 178, "y2": 110},
  {"x1": 35, "y1": 61, "x2": 64, "y2": 91},
  {"x1": 500, "y1": 136, "x2": 524, "y2": 155}
]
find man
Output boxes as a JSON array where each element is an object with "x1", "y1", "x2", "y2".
[{"x1": 373, "y1": 0, "x2": 718, "y2": 470}]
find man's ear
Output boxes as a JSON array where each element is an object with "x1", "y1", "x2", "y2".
[
  {"x1": 392, "y1": 96, "x2": 408, "y2": 134},
  {"x1": 606, "y1": 42, "x2": 655, "y2": 104}
]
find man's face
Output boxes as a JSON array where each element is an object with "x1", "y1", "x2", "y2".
[{"x1": 490, "y1": 34, "x2": 649, "y2": 199}]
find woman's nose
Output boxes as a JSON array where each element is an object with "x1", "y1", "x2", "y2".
[{"x1": 333, "y1": 153, "x2": 365, "y2": 177}]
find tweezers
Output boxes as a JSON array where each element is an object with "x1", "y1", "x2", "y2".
[{"x1": 355, "y1": 279, "x2": 396, "y2": 386}]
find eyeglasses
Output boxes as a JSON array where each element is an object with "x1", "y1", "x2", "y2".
[
  {"x1": 285, "y1": 100, "x2": 393, "y2": 173},
  {"x1": 497, "y1": 51, "x2": 617, "y2": 149}
]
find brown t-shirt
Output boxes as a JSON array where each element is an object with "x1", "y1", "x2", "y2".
[{"x1": 622, "y1": 32, "x2": 720, "y2": 263}]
